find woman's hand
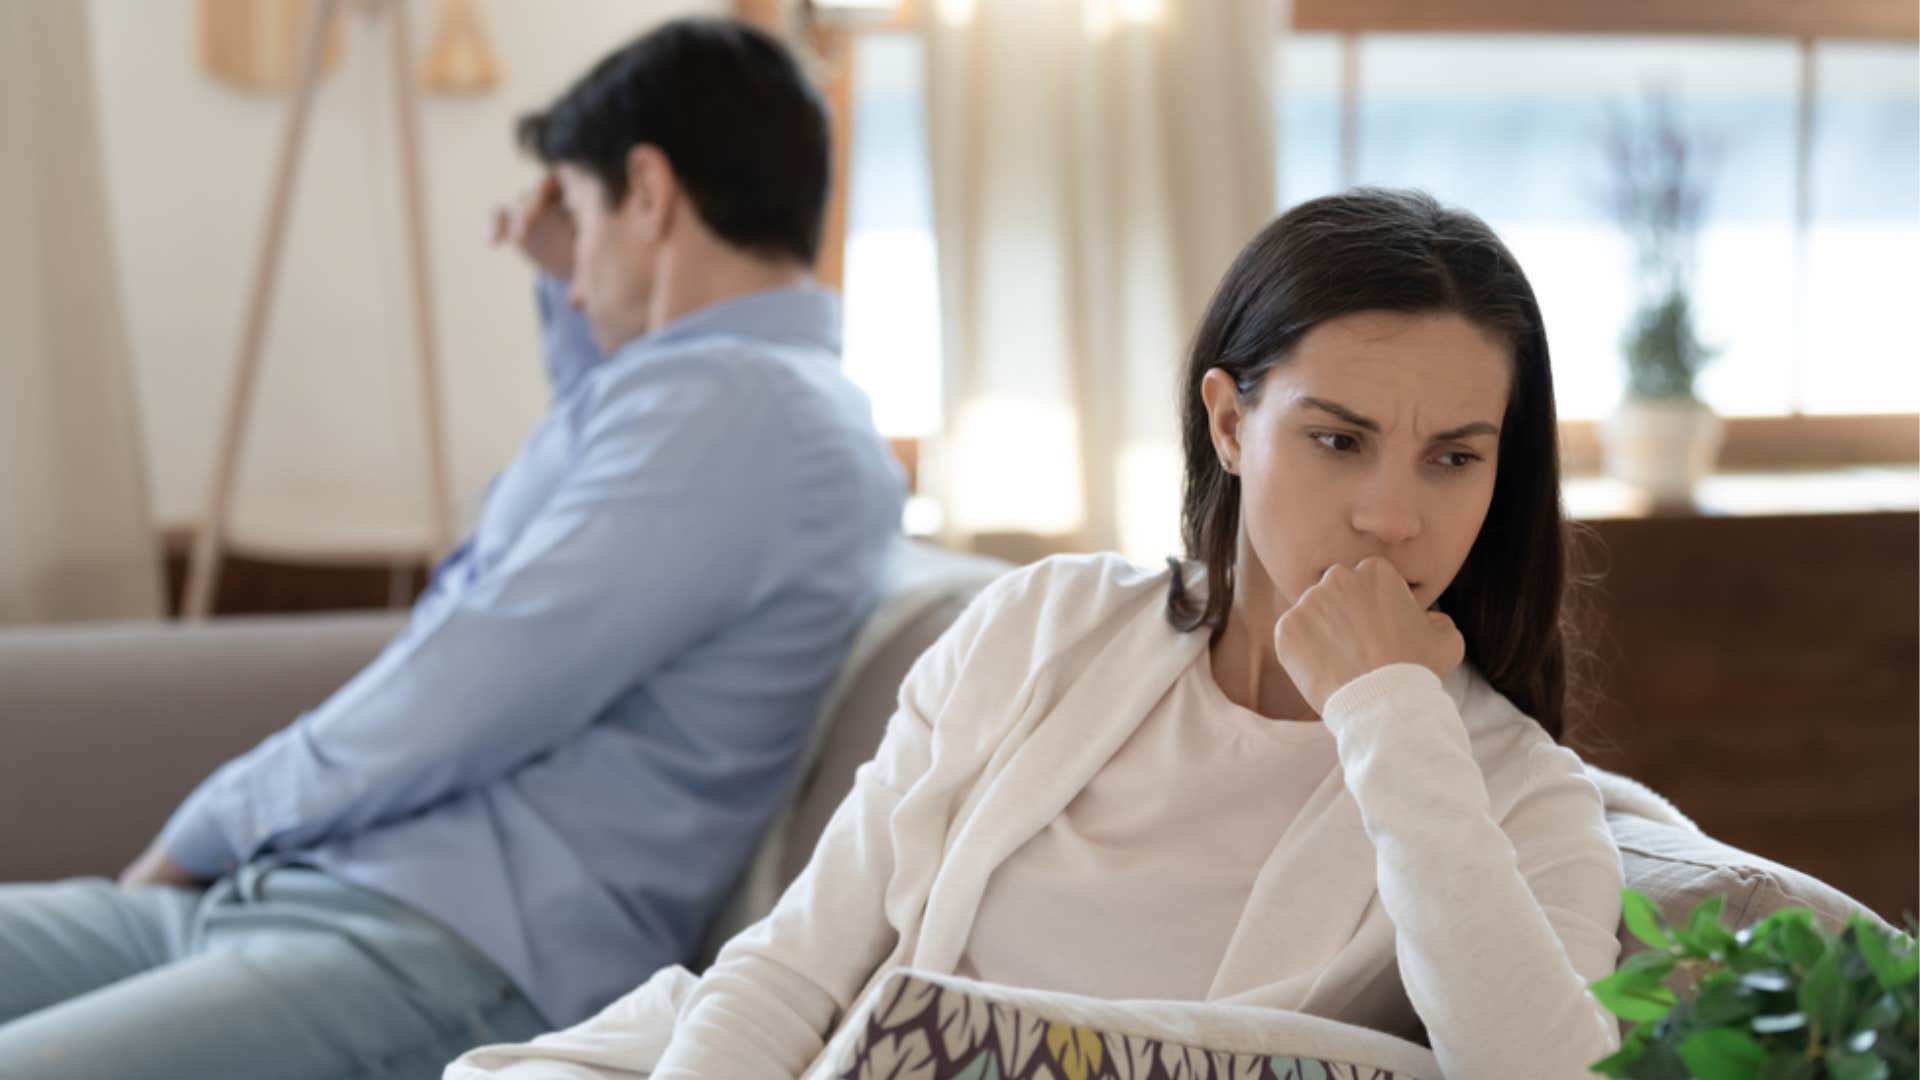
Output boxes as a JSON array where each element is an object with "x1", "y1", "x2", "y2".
[{"x1": 1274, "y1": 557, "x2": 1464, "y2": 715}]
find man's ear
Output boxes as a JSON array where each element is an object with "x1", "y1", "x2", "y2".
[
  {"x1": 623, "y1": 144, "x2": 677, "y2": 240},
  {"x1": 1199, "y1": 367, "x2": 1246, "y2": 475}
]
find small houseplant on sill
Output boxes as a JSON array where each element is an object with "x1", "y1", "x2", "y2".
[
  {"x1": 1597, "y1": 89, "x2": 1726, "y2": 506},
  {"x1": 1589, "y1": 888, "x2": 1918, "y2": 1080}
]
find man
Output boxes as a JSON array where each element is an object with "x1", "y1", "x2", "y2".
[{"x1": 0, "y1": 18, "x2": 903, "y2": 1079}]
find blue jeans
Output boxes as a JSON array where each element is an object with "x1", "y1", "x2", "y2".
[{"x1": 0, "y1": 862, "x2": 547, "y2": 1079}]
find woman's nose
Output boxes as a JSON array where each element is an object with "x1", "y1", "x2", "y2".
[{"x1": 1349, "y1": 471, "x2": 1422, "y2": 545}]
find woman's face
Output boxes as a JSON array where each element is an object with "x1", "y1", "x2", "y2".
[{"x1": 1201, "y1": 309, "x2": 1512, "y2": 616}]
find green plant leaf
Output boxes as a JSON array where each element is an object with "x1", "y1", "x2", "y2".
[
  {"x1": 1692, "y1": 980, "x2": 1762, "y2": 1027},
  {"x1": 1594, "y1": 967, "x2": 1680, "y2": 1023},
  {"x1": 1823, "y1": 1049, "x2": 1890, "y2": 1080},
  {"x1": 1624, "y1": 889, "x2": 1677, "y2": 951},
  {"x1": 1676, "y1": 1028, "x2": 1766, "y2": 1080},
  {"x1": 1672, "y1": 897, "x2": 1722, "y2": 957},
  {"x1": 1624, "y1": 1040, "x2": 1694, "y2": 1080},
  {"x1": 1799, "y1": 948, "x2": 1852, "y2": 1042},
  {"x1": 1756, "y1": 1058, "x2": 1819, "y2": 1080},
  {"x1": 1853, "y1": 990, "x2": 1901, "y2": 1034},
  {"x1": 1619, "y1": 950, "x2": 1681, "y2": 979},
  {"x1": 1853, "y1": 916, "x2": 1919, "y2": 992},
  {"x1": 1776, "y1": 916, "x2": 1826, "y2": 971},
  {"x1": 1681, "y1": 896, "x2": 1736, "y2": 956},
  {"x1": 1591, "y1": 1026, "x2": 1651, "y2": 1078}
]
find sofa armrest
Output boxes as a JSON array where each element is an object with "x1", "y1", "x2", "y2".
[
  {"x1": 0, "y1": 612, "x2": 404, "y2": 882},
  {"x1": 1609, "y1": 810, "x2": 1895, "y2": 987}
]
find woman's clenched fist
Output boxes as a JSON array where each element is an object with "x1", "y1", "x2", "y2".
[{"x1": 1273, "y1": 557, "x2": 1464, "y2": 716}]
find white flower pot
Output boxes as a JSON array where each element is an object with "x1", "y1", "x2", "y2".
[{"x1": 1599, "y1": 398, "x2": 1725, "y2": 505}]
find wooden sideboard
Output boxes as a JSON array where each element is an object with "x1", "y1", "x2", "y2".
[{"x1": 1568, "y1": 510, "x2": 1917, "y2": 925}]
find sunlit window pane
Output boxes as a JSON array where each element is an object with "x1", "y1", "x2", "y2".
[
  {"x1": 1277, "y1": 33, "x2": 1342, "y2": 211},
  {"x1": 1804, "y1": 40, "x2": 1920, "y2": 415},
  {"x1": 1353, "y1": 36, "x2": 1800, "y2": 419},
  {"x1": 843, "y1": 33, "x2": 943, "y2": 438}
]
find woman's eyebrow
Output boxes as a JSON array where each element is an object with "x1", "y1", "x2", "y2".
[
  {"x1": 1296, "y1": 397, "x2": 1499, "y2": 441},
  {"x1": 1297, "y1": 396, "x2": 1379, "y2": 431},
  {"x1": 1432, "y1": 420, "x2": 1500, "y2": 441}
]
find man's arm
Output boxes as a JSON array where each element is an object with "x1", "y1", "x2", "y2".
[
  {"x1": 537, "y1": 273, "x2": 602, "y2": 396},
  {"x1": 493, "y1": 173, "x2": 602, "y2": 395},
  {"x1": 153, "y1": 362, "x2": 783, "y2": 880}
]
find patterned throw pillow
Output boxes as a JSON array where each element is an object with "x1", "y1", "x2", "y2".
[{"x1": 828, "y1": 973, "x2": 1420, "y2": 1080}]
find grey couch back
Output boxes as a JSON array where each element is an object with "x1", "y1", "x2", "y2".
[
  {"x1": 0, "y1": 540, "x2": 1008, "y2": 890},
  {"x1": 2, "y1": 612, "x2": 409, "y2": 882}
]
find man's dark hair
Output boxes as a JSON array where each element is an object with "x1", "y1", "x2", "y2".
[
  {"x1": 516, "y1": 18, "x2": 830, "y2": 266},
  {"x1": 1166, "y1": 188, "x2": 1586, "y2": 741}
]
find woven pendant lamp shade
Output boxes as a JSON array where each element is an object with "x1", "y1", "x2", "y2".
[
  {"x1": 422, "y1": 0, "x2": 501, "y2": 94},
  {"x1": 200, "y1": 0, "x2": 344, "y2": 91}
]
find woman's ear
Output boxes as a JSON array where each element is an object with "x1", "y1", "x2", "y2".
[{"x1": 1199, "y1": 368, "x2": 1245, "y2": 476}]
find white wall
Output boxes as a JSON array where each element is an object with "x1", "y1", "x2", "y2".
[{"x1": 87, "y1": 0, "x2": 723, "y2": 543}]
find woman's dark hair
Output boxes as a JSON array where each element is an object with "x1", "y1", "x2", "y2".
[
  {"x1": 1166, "y1": 188, "x2": 1578, "y2": 740},
  {"x1": 516, "y1": 18, "x2": 830, "y2": 266}
]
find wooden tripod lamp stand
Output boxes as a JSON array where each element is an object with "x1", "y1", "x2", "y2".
[{"x1": 182, "y1": 0, "x2": 455, "y2": 618}]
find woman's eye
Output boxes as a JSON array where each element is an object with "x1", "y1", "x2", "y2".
[
  {"x1": 1433, "y1": 450, "x2": 1482, "y2": 469},
  {"x1": 1311, "y1": 432, "x2": 1358, "y2": 453}
]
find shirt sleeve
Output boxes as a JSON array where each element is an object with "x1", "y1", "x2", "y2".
[
  {"x1": 1319, "y1": 663, "x2": 1624, "y2": 1080},
  {"x1": 161, "y1": 361, "x2": 781, "y2": 878},
  {"x1": 537, "y1": 273, "x2": 603, "y2": 399}
]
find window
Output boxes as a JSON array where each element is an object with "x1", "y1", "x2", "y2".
[
  {"x1": 841, "y1": 32, "x2": 943, "y2": 440},
  {"x1": 832, "y1": 10, "x2": 1917, "y2": 464},
  {"x1": 1277, "y1": 33, "x2": 1919, "y2": 422},
  {"x1": 1805, "y1": 40, "x2": 1920, "y2": 414}
]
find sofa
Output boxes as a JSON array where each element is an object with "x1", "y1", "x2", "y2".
[{"x1": 0, "y1": 540, "x2": 1884, "y2": 1021}]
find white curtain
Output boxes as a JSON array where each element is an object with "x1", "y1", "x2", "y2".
[
  {"x1": 922, "y1": 0, "x2": 1279, "y2": 560},
  {"x1": 0, "y1": 1, "x2": 163, "y2": 623}
]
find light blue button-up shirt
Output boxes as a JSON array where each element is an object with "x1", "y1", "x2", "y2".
[{"x1": 162, "y1": 278, "x2": 905, "y2": 1026}]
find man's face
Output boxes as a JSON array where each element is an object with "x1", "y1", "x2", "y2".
[{"x1": 555, "y1": 163, "x2": 656, "y2": 353}]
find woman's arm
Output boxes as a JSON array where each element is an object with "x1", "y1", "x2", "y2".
[{"x1": 1321, "y1": 664, "x2": 1624, "y2": 1080}]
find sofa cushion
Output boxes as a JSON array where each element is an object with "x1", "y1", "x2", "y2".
[
  {"x1": 818, "y1": 970, "x2": 1438, "y2": 1080},
  {"x1": 779, "y1": 591, "x2": 978, "y2": 886}
]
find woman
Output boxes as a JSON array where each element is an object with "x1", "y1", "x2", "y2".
[{"x1": 450, "y1": 188, "x2": 1624, "y2": 1080}]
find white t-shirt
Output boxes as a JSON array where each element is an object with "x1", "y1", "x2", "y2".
[{"x1": 956, "y1": 648, "x2": 1339, "y2": 1000}]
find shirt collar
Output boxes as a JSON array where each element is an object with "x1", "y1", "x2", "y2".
[{"x1": 621, "y1": 280, "x2": 842, "y2": 361}]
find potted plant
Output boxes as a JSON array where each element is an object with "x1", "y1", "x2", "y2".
[
  {"x1": 1590, "y1": 889, "x2": 1918, "y2": 1079},
  {"x1": 1596, "y1": 90, "x2": 1726, "y2": 505}
]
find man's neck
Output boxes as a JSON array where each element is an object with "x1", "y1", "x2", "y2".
[{"x1": 646, "y1": 248, "x2": 811, "y2": 334}]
